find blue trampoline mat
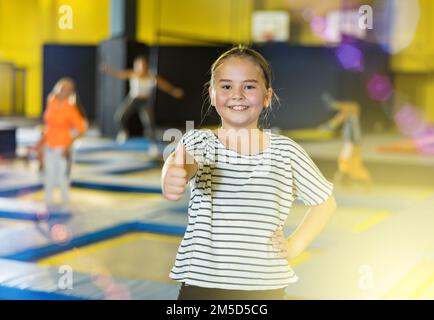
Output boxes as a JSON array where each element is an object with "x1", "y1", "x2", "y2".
[
  {"x1": 0, "y1": 286, "x2": 86, "y2": 300},
  {"x1": 2, "y1": 220, "x2": 185, "y2": 262},
  {"x1": 76, "y1": 138, "x2": 167, "y2": 154}
]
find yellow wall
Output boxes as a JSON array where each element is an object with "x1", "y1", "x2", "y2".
[
  {"x1": 50, "y1": 0, "x2": 110, "y2": 44},
  {"x1": 1, "y1": 0, "x2": 433, "y2": 122},
  {"x1": 137, "y1": 0, "x2": 253, "y2": 45},
  {"x1": 0, "y1": 0, "x2": 109, "y2": 117},
  {"x1": 0, "y1": 0, "x2": 43, "y2": 117},
  {"x1": 390, "y1": 0, "x2": 434, "y2": 73},
  {"x1": 391, "y1": 0, "x2": 434, "y2": 123},
  {"x1": 1, "y1": 0, "x2": 254, "y2": 117}
]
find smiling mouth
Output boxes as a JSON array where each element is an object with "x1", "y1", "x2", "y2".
[{"x1": 228, "y1": 105, "x2": 249, "y2": 111}]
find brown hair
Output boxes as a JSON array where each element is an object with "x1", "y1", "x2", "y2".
[
  {"x1": 134, "y1": 55, "x2": 148, "y2": 64},
  {"x1": 202, "y1": 45, "x2": 279, "y2": 128},
  {"x1": 210, "y1": 45, "x2": 272, "y2": 90}
]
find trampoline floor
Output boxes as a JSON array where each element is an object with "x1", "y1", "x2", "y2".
[
  {"x1": 19, "y1": 188, "x2": 164, "y2": 211},
  {"x1": 38, "y1": 232, "x2": 182, "y2": 284},
  {"x1": 2, "y1": 141, "x2": 434, "y2": 299},
  {"x1": 11, "y1": 182, "x2": 434, "y2": 299},
  {"x1": 119, "y1": 168, "x2": 162, "y2": 179}
]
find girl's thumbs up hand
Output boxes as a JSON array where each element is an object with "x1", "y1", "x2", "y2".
[
  {"x1": 162, "y1": 143, "x2": 188, "y2": 201},
  {"x1": 174, "y1": 141, "x2": 186, "y2": 167}
]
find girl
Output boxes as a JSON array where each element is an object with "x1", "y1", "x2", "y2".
[
  {"x1": 36, "y1": 78, "x2": 88, "y2": 209},
  {"x1": 101, "y1": 55, "x2": 184, "y2": 143},
  {"x1": 161, "y1": 46, "x2": 337, "y2": 300}
]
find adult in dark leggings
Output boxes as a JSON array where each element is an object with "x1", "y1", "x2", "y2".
[{"x1": 101, "y1": 56, "x2": 184, "y2": 151}]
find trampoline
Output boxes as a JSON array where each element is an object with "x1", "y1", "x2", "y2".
[{"x1": 38, "y1": 232, "x2": 182, "y2": 284}]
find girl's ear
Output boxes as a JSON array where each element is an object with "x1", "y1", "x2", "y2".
[
  {"x1": 209, "y1": 86, "x2": 216, "y2": 106},
  {"x1": 264, "y1": 88, "x2": 273, "y2": 108}
]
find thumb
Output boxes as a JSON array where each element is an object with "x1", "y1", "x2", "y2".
[{"x1": 174, "y1": 143, "x2": 186, "y2": 167}]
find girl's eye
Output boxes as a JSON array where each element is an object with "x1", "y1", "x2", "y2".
[
  {"x1": 245, "y1": 85, "x2": 256, "y2": 90},
  {"x1": 221, "y1": 85, "x2": 231, "y2": 90}
]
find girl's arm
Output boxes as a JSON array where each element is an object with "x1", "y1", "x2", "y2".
[
  {"x1": 155, "y1": 75, "x2": 184, "y2": 99},
  {"x1": 35, "y1": 127, "x2": 45, "y2": 148},
  {"x1": 63, "y1": 107, "x2": 88, "y2": 157},
  {"x1": 162, "y1": 147, "x2": 198, "y2": 183},
  {"x1": 287, "y1": 195, "x2": 337, "y2": 259},
  {"x1": 34, "y1": 126, "x2": 46, "y2": 170},
  {"x1": 36, "y1": 102, "x2": 49, "y2": 150},
  {"x1": 272, "y1": 195, "x2": 337, "y2": 260},
  {"x1": 101, "y1": 64, "x2": 133, "y2": 80}
]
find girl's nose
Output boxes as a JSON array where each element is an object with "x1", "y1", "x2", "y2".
[{"x1": 231, "y1": 86, "x2": 244, "y2": 100}]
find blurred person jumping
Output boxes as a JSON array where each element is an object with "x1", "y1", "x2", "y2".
[
  {"x1": 101, "y1": 55, "x2": 184, "y2": 149},
  {"x1": 320, "y1": 93, "x2": 372, "y2": 188}
]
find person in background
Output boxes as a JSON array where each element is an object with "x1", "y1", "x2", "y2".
[
  {"x1": 319, "y1": 93, "x2": 372, "y2": 188},
  {"x1": 36, "y1": 77, "x2": 88, "y2": 210},
  {"x1": 101, "y1": 55, "x2": 184, "y2": 156}
]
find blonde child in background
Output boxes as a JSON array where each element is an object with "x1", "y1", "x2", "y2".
[{"x1": 36, "y1": 78, "x2": 87, "y2": 210}]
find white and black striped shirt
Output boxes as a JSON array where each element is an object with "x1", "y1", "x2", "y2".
[{"x1": 169, "y1": 129, "x2": 333, "y2": 290}]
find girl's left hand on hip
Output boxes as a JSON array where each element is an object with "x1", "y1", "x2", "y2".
[{"x1": 271, "y1": 226, "x2": 290, "y2": 260}]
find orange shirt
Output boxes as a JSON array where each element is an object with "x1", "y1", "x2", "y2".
[{"x1": 43, "y1": 96, "x2": 87, "y2": 148}]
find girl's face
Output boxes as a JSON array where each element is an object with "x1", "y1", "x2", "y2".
[
  {"x1": 210, "y1": 57, "x2": 272, "y2": 131},
  {"x1": 56, "y1": 80, "x2": 74, "y2": 100},
  {"x1": 134, "y1": 58, "x2": 148, "y2": 74}
]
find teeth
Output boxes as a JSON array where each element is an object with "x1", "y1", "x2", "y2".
[{"x1": 229, "y1": 105, "x2": 248, "y2": 111}]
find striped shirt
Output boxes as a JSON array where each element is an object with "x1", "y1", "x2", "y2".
[{"x1": 169, "y1": 129, "x2": 333, "y2": 290}]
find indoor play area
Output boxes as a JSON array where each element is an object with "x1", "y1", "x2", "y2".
[{"x1": 0, "y1": 0, "x2": 434, "y2": 300}]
